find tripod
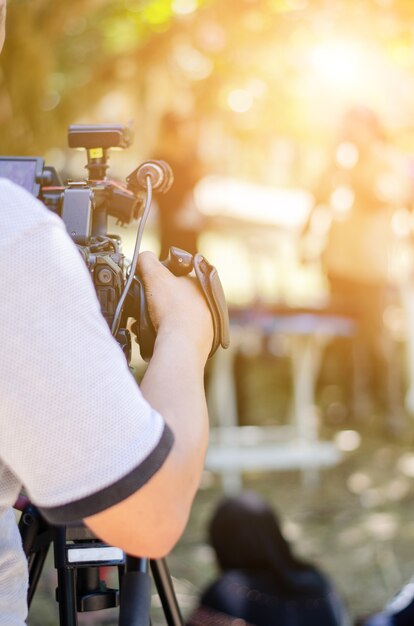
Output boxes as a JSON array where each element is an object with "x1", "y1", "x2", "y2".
[{"x1": 16, "y1": 497, "x2": 184, "y2": 626}]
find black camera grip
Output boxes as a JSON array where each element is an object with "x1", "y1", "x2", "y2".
[
  {"x1": 161, "y1": 246, "x2": 193, "y2": 276},
  {"x1": 132, "y1": 247, "x2": 230, "y2": 362}
]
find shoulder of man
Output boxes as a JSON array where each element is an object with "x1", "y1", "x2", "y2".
[{"x1": 0, "y1": 177, "x2": 63, "y2": 251}]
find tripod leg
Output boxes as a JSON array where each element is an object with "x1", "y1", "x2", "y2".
[
  {"x1": 18, "y1": 503, "x2": 53, "y2": 607},
  {"x1": 54, "y1": 527, "x2": 78, "y2": 626},
  {"x1": 150, "y1": 558, "x2": 183, "y2": 626},
  {"x1": 118, "y1": 557, "x2": 152, "y2": 626}
]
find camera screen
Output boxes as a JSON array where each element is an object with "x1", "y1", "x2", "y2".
[{"x1": 0, "y1": 157, "x2": 44, "y2": 195}]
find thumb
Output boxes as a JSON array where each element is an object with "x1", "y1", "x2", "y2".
[{"x1": 137, "y1": 251, "x2": 163, "y2": 278}]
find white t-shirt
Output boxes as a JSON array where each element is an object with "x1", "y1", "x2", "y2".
[{"x1": 0, "y1": 179, "x2": 174, "y2": 624}]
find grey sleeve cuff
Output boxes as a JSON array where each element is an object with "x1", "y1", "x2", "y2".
[{"x1": 39, "y1": 423, "x2": 174, "y2": 525}]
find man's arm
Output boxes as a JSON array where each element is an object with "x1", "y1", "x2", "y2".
[
  {"x1": 85, "y1": 252, "x2": 214, "y2": 557},
  {"x1": 0, "y1": 183, "x2": 213, "y2": 559}
]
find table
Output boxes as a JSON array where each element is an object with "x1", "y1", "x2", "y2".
[{"x1": 206, "y1": 308, "x2": 357, "y2": 492}]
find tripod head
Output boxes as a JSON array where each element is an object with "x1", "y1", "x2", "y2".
[{"x1": 16, "y1": 495, "x2": 183, "y2": 625}]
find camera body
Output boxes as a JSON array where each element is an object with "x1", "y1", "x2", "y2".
[
  {"x1": 0, "y1": 124, "x2": 146, "y2": 360},
  {"x1": 0, "y1": 123, "x2": 229, "y2": 362}
]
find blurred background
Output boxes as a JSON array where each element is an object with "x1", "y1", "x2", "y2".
[{"x1": 6, "y1": 0, "x2": 414, "y2": 624}]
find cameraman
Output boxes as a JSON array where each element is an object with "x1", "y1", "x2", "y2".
[{"x1": 0, "y1": 3, "x2": 214, "y2": 624}]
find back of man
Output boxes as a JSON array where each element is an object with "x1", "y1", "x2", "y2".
[{"x1": 0, "y1": 179, "x2": 174, "y2": 624}]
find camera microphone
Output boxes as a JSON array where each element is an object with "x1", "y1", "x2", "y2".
[{"x1": 127, "y1": 160, "x2": 174, "y2": 194}]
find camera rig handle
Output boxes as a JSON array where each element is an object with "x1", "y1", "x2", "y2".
[
  {"x1": 162, "y1": 246, "x2": 193, "y2": 275},
  {"x1": 131, "y1": 247, "x2": 230, "y2": 362}
]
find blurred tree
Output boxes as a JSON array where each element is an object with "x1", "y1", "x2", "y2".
[
  {"x1": 0, "y1": 0, "x2": 188, "y2": 155},
  {"x1": 2, "y1": 0, "x2": 414, "y2": 184}
]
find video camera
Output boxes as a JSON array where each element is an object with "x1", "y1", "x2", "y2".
[{"x1": 0, "y1": 124, "x2": 229, "y2": 362}]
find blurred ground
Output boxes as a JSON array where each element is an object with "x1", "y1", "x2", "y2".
[
  {"x1": 27, "y1": 349, "x2": 414, "y2": 626},
  {"x1": 170, "y1": 423, "x2": 414, "y2": 626},
  {"x1": 26, "y1": 426, "x2": 414, "y2": 626}
]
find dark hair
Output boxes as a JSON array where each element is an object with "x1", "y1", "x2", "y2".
[{"x1": 208, "y1": 491, "x2": 316, "y2": 591}]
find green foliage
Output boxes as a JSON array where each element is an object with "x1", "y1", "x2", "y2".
[
  {"x1": 2, "y1": 0, "x2": 414, "y2": 173},
  {"x1": 0, "y1": 0, "x2": 200, "y2": 155}
]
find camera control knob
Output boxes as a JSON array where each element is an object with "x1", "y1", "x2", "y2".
[
  {"x1": 97, "y1": 268, "x2": 113, "y2": 284},
  {"x1": 134, "y1": 160, "x2": 174, "y2": 193}
]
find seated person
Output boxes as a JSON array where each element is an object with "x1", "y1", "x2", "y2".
[
  {"x1": 187, "y1": 491, "x2": 350, "y2": 626},
  {"x1": 359, "y1": 577, "x2": 414, "y2": 626}
]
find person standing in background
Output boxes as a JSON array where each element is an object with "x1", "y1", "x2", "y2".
[
  {"x1": 155, "y1": 112, "x2": 205, "y2": 259},
  {"x1": 301, "y1": 105, "x2": 413, "y2": 434}
]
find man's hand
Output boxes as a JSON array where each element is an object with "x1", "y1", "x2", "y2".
[{"x1": 137, "y1": 251, "x2": 214, "y2": 362}]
